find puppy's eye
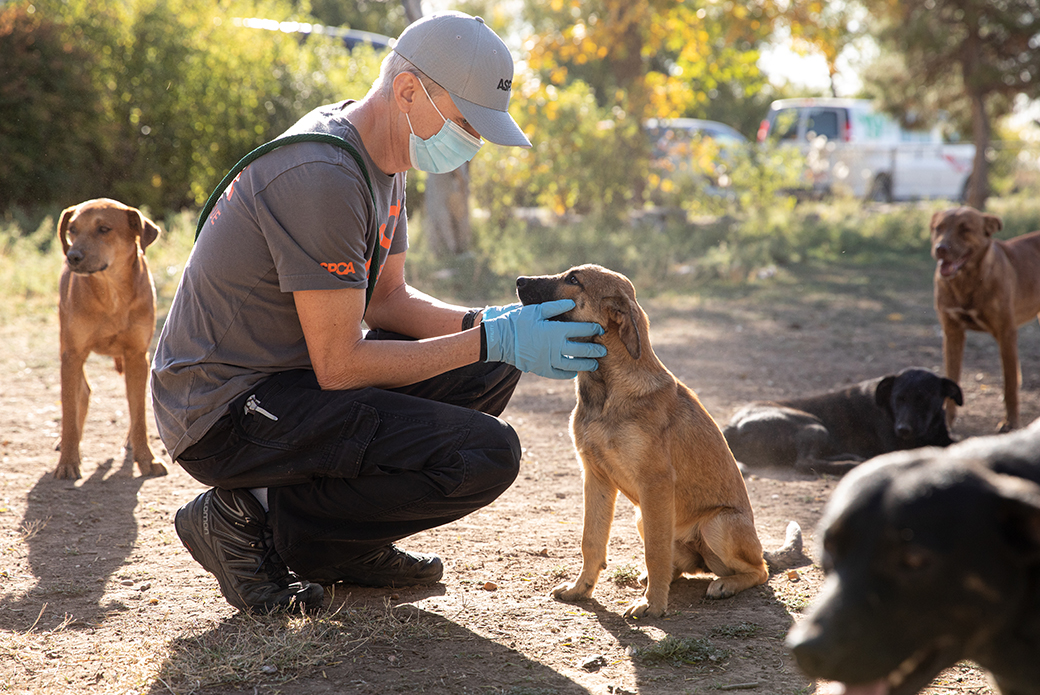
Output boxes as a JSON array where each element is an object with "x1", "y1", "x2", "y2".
[
  {"x1": 98, "y1": 226, "x2": 111, "y2": 234},
  {"x1": 566, "y1": 273, "x2": 581, "y2": 286}
]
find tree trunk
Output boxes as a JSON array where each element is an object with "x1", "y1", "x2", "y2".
[
  {"x1": 959, "y1": 20, "x2": 989, "y2": 211},
  {"x1": 423, "y1": 165, "x2": 472, "y2": 256},
  {"x1": 966, "y1": 89, "x2": 990, "y2": 210},
  {"x1": 401, "y1": 0, "x2": 422, "y2": 23},
  {"x1": 400, "y1": 0, "x2": 472, "y2": 257}
]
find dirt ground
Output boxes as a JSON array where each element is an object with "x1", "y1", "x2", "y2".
[{"x1": 3, "y1": 257, "x2": 1039, "y2": 695}]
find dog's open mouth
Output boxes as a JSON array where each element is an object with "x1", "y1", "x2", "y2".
[
  {"x1": 819, "y1": 642, "x2": 957, "y2": 695},
  {"x1": 935, "y1": 255, "x2": 967, "y2": 278}
]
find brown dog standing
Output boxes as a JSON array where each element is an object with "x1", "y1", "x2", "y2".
[
  {"x1": 517, "y1": 264, "x2": 801, "y2": 619},
  {"x1": 56, "y1": 198, "x2": 167, "y2": 479},
  {"x1": 931, "y1": 206, "x2": 1040, "y2": 432}
]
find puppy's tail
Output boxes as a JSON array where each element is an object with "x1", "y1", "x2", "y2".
[{"x1": 762, "y1": 521, "x2": 810, "y2": 572}]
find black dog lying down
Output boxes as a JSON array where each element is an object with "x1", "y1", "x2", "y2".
[
  {"x1": 722, "y1": 368, "x2": 963, "y2": 475},
  {"x1": 787, "y1": 417, "x2": 1040, "y2": 695}
]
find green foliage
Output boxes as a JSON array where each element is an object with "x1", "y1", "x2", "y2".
[
  {"x1": 14, "y1": 0, "x2": 384, "y2": 214},
  {"x1": 0, "y1": 3, "x2": 111, "y2": 210},
  {"x1": 9, "y1": 196, "x2": 1040, "y2": 320},
  {"x1": 405, "y1": 191, "x2": 960, "y2": 304},
  {"x1": 302, "y1": 0, "x2": 408, "y2": 36},
  {"x1": 0, "y1": 211, "x2": 65, "y2": 314}
]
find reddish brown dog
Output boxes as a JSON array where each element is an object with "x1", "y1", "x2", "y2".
[
  {"x1": 56, "y1": 198, "x2": 167, "y2": 479},
  {"x1": 931, "y1": 206, "x2": 1040, "y2": 432},
  {"x1": 517, "y1": 264, "x2": 802, "y2": 618}
]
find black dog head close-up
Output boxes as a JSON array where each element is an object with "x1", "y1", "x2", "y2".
[{"x1": 787, "y1": 422, "x2": 1040, "y2": 695}]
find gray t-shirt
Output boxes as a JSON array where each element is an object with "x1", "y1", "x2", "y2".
[{"x1": 151, "y1": 100, "x2": 408, "y2": 459}]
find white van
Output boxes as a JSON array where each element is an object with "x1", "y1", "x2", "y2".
[{"x1": 757, "y1": 98, "x2": 975, "y2": 202}]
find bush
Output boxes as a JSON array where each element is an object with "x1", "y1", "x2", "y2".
[
  {"x1": 14, "y1": 0, "x2": 384, "y2": 215},
  {"x1": 0, "y1": 3, "x2": 111, "y2": 211}
]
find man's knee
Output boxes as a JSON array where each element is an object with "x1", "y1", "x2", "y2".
[{"x1": 459, "y1": 416, "x2": 521, "y2": 498}]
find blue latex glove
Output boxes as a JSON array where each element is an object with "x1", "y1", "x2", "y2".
[
  {"x1": 483, "y1": 299, "x2": 606, "y2": 379},
  {"x1": 481, "y1": 302, "x2": 521, "y2": 322}
]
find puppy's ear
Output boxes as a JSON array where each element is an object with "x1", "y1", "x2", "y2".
[
  {"x1": 982, "y1": 213, "x2": 1003, "y2": 238},
  {"x1": 874, "y1": 375, "x2": 896, "y2": 414},
  {"x1": 941, "y1": 378, "x2": 964, "y2": 406},
  {"x1": 604, "y1": 294, "x2": 641, "y2": 359},
  {"x1": 128, "y1": 208, "x2": 160, "y2": 250},
  {"x1": 58, "y1": 206, "x2": 76, "y2": 255}
]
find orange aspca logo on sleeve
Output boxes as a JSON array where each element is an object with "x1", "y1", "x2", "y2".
[
  {"x1": 321, "y1": 196, "x2": 403, "y2": 280},
  {"x1": 321, "y1": 261, "x2": 356, "y2": 275}
]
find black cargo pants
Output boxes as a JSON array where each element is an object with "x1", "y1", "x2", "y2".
[{"x1": 176, "y1": 330, "x2": 523, "y2": 584}]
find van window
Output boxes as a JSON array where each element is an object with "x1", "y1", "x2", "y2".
[
  {"x1": 806, "y1": 109, "x2": 840, "y2": 140},
  {"x1": 772, "y1": 108, "x2": 800, "y2": 141}
]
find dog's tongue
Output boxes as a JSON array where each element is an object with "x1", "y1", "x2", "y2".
[
  {"x1": 817, "y1": 681, "x2": 888, "y2": 695},
  {"x1": 937, "y1": 259, "x2": 960, "y2": 277}
]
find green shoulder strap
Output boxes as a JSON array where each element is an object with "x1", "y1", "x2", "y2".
[{"x1": 194, "y1": 132, "x2": 381, "y2": 310}]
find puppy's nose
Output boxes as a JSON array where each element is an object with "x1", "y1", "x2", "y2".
[
  {"x1": 894, "y1": 423, "x2": 912, "y2": 439},
  {"x1": 785, "y1": 620, "x2": 828, "y2": 675},
  {"x1": 516, "y1": 277, "x2": 529, "y2": 290},
  {"x1": 66, "y1": 248, "x2": 84, "y2": 266}
]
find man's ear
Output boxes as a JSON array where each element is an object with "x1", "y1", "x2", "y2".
[{"x1": 392, "y1": 71, "x2": 420, "y2": 114}]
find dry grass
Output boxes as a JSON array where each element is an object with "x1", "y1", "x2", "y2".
[{"x1": 154, "y1": 596, "x2": 446, "y2": 692}]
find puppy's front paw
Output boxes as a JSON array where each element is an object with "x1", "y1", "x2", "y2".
[
  {"x1": 53, "y1": 460, "x2": 81, "y2": 480},
  {"x1": 551, "y1": 580, "x2": 593, "y2": 602},
  {"x1": 141, "y1": 461, "x2": 169, "y2": 477},
  {"x1": 624, "y1": 597, "x2": 665, "y2": 619},
  {"x1": 706, "y1": 576, "x2": 745, "y2": 599}
]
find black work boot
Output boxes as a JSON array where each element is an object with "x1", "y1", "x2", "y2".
[
  {"x1": 332, "y1": 544, "x2": 444, "y2": 588},
  {"x1": 175, "y1": 487, "x2": 324, "y2": 613}
]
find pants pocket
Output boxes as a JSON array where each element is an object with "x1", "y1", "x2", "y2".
[{"x1": 227, "y1": 375, "x2": 381, "y2": 480}]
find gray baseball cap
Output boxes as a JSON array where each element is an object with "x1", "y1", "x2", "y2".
[{"x1": 390, "y1": 12, "x2": 531, "y2": 148}]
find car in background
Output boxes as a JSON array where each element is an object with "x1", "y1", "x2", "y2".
[
  {"x1": 756, "y1": 98, "x2": 974, "y2": 202},
  {"x1": 645, "y1": 118, "x2": 749, "y2": 191}
]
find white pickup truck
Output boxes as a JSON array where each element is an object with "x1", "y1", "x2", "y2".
[{"x1": 757, "y1": 98, "x2": 975, "y2": 202}]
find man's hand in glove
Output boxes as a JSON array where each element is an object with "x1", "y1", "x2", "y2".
[{"x1": 482, "y1": 299, "x2": 606, "y2": 379}]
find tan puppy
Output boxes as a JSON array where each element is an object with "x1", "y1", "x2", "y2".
[
  {"x1": 517, "y1": 264, "x2": 800, "y2": 619},
  {"x1": 56, "y1": 198, "x2": 167, "y2": 479},
  {"x1": 931, "y1": 206, "x2": 1040, "y2": 432}
]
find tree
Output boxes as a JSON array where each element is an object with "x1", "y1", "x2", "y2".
[
  {"x1": 782, "y1": 1, "x2": 866, "y2": 98},
  {"x1": 862, "y1": 0, "x2": 1040, "y2": 209},
  {"x1": 522, "y1": 0, "x2": 779, "y2": 122},
  {"x1": 302, "y1": 0, "x2": 409, "y2": 36},
  {"x1": 16, "y1": 0, "x2": 382, "y2": 214},
  {"x1": 0, "y1": 2, "x2": 112, "y2": 211}
]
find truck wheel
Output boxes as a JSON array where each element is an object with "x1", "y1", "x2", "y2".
[{"x1": 867, "y1": 174, "x2": 892, "y2": 203}]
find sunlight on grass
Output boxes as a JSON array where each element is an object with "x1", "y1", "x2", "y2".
[{"x1": 156, "y1": 598, "x2": 441, "y2": 691}]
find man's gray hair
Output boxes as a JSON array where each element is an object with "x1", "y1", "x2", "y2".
[{"x1": 376, "y1": 50, "x2": 443, "y2": 99}]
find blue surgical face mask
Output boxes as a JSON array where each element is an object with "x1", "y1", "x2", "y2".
[{"x1": 406, "y1": 79, "x2": 483, "y2": 174}]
